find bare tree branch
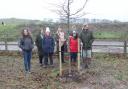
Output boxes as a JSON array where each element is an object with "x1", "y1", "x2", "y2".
[
  {"x1": 71, "y1": 12, "x2": 90, "y2": 18},
  {"x1": 70, "y1": 0, "x2": 88, "y2": 16}
]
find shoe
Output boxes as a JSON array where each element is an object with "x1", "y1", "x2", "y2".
[
  {"x1": 28, "y1": 71, "x2": 31, "y2": 74},
  {"x1": 40, "y1": 64, "x2": 43, "y2": 67},
  {"x1": 50, "y1": 64, "x2": 54, "y2": 68},
  {"x1": 62, "y1": 61, "x2": 66, "y2": 63},
  {"x1": 84, "y1": 64, "x2": 89, "y2": 69},
  {"x1": 43, "y1": 65, "x2": 47, "y2": 68}
]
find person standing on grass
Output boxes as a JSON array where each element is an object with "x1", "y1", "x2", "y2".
[
  {"x1": 69, "y1": 30, "x2": 78, "y2": 66},
  {"x1": 56, "y1": 27, "x2": 66, "y2": 63},
  {"x1": 35, "y1": 29, "x2": 44, "y2": 66},
  {"x1": 79, "y1": 24, "x2": 94, "y2": 68},
  {"x1": 43, "y1": 27, "x2": 55, "y2": 68},
  {"x1": 19, "y1": 29, "x2": 34, "y2": 74}
]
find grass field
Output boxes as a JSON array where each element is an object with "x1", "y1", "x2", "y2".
[
  {"x1": 0, "y1": 53, "x2": 128, "y2": 89},
  {"x1": 94, "y1": 31, "x2": 123, "y2": 39},
  {"x1": 0, "y1": 24, "x2": 21, "y2": 41},
  {"x1": 0, "y1": 21, "x2": 128, "y2": 41}
]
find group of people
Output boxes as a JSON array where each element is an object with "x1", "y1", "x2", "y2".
[{"x1": 18, "y1": 24, "x2": 94, "y2": 74}]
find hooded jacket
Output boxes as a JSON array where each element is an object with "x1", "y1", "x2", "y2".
[{"x1": 79, "y1": 29, "x2": 94, "y2": 50}]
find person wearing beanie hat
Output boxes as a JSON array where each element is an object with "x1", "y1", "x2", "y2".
[{"x1": 43, "y1": 27, "x2": 55, "y2": 68}]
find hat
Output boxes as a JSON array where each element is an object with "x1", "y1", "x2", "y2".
[
  {"x1": 73, "y1": 30, "x2": 76, "y2": 33},
  {"x1": 46, "y1": 27, "x2": 50, "y2": 32}
]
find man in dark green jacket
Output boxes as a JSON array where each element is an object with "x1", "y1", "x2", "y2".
[
  {"x1": 79, "y1": 24, "x2": 94, "y2": 68},
  {"x1": 35, "y1": 29, "x2": 44, "y2": 66}
]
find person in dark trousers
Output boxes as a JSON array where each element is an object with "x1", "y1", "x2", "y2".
[
  {"x1": 19, "y1": 29, "x2": 34, "y2": 74},
  {"x1": 35, "y1": 29, "x2": 44, "y2": 66},
  {"x1": 43, "y1": 27, "x2": 55, "y2": 68},
  {"x1": 56, "y1": 27, "x2": 66, "y2": 63},
  {"x1": 79, "y1": 24, "x2": 94, "y2": 68},
  {"x1": 69, "y1": 31, "x2": 78, "y2": 66}
]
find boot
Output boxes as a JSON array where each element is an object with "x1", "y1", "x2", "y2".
[
  {"x1": 88, "y1": 58, "x2": 91, "y2": 65},
  {"x1": 85, "y1": 58, "x2": 89, "y2": 69},
  {"x1": 84, "y1": 64, "x2": 89, "y2": 69}
]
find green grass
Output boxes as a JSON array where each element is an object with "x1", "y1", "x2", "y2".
[
  {"x1": 0, "y1": 24, "x2": 20, "y2": 41},
  {"x1": 0, "y1": 23, "x2": 127, "y2": 41},
  {"x1": 94, "y1": 31, "x2": 123, "y2": 39}
]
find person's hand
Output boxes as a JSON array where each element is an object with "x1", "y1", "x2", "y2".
[{"x1": 80, "y1": 42, "x2": 83, "y2": 46}]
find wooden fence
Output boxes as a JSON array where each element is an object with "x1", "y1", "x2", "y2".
[{"x1": 0, "y1": 41, "x2": 127, "y2": 55}]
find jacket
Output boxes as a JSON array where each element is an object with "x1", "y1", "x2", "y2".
[
  {"x1": 42, "y1": 35, "x2": 55, "y2": 53},
  {"x1": 79, "y1": 29, "x2": 94, "y2": 50},
  {"x1": 69, "y1": 36, "x2": 78, "y2": 52},
  {"x1": 35, "y1": 34, "x2": 43, "y2": 55},
  {"x1": 19, "y1": 36, "x2": 34, "y2": 51}
]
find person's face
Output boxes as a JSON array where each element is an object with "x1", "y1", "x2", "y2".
[
  {"x1": 41, "y1": 29, "x2": 44, "y2": 34},
  {"x1": 24, "y1": 29, "x2": 28, "y2": 36},
  {"x1": 72, "y1": 25, "x2": 76, "y2": 29},
  {"x1": 73, "y1": 32, "x2": 76, "y2": 37},
  {"x1": 83, "y1": 25, "x2": 89, "y2": 30},
  {"x1": 46, "y1": 32, "x2": 50, "y2": 36},
  {"x1": 58, "y1": 28, "x2": 62, "y2": 32}
]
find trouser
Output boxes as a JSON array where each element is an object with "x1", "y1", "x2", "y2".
[
  {"x1": 39, "y1": 54, "x2": 44, "y2": 64},
  {"x1": 44, "y1": 53, "x2": 53, "y2": 65},
  {"x1": 61, "y1": 45, "x2": 65, "y2": 63},
  {"x1": 23, "y1": 51, "x2": 32, "y2": 72},
  {"x1": 82, "y1": 49, "x2": 92, "y2": 67},
  {"x1": 70, "y1": 52, "x2": 77, "y2": 63}
]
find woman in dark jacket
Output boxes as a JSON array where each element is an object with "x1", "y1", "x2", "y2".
[
  {"x1": 19, "y1": 29, "x2": 34, "y2": 74},
  {"x1": 43, "y1": 27, "x2": 55, "y2": 68},
  {"x1": 35, "y1": 29, "x2": 44, "y2": 66}
]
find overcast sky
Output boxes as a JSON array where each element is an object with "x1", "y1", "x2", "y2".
[{"x1": 0, "y1": 0, "x2": 128, "y2": 22}]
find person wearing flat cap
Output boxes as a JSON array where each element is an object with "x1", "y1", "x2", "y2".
[{"x1": 79, "y1": 24, "x2": 94, "y2": 69}]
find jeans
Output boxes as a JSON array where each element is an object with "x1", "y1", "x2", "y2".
[
  {"x1": 70, "y1": 52, "x2": 77, "y2": 62},
  {"x1": 23, "y1": 51, "x2": 32, "y2": 72},
  {"x1": 44, "y1": 53, "x2": 53, "y2": 65}
]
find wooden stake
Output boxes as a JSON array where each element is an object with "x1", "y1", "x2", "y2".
[
  {"x1": 77, "y1": 38, "x2": 80, "y2": 72},
  {"x1": 59, "y1": 40, "x2": 62, "y2": 76},
  {"x1": 68, "y1": 39, "x2": 71, "y2": 74}
]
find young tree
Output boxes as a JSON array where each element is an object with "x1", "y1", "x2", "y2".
[
  {"x1": 50, "y1": 0, "x2": 88, "y2": 33},
  {"x1": 48, "y1": 0, "x2": 89, "y2": 75}
]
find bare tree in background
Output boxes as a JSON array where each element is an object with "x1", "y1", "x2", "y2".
[{"x1": 50, "y1": 0, "x2": 88, "y2": 33}]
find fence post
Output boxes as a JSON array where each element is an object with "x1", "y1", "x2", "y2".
[
  {"x1": 5, "y1": 33, "x2": 8, "y2": 51},
  {"x1": 124, "y1": 40, "x2": 127, "y2": 57}
]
